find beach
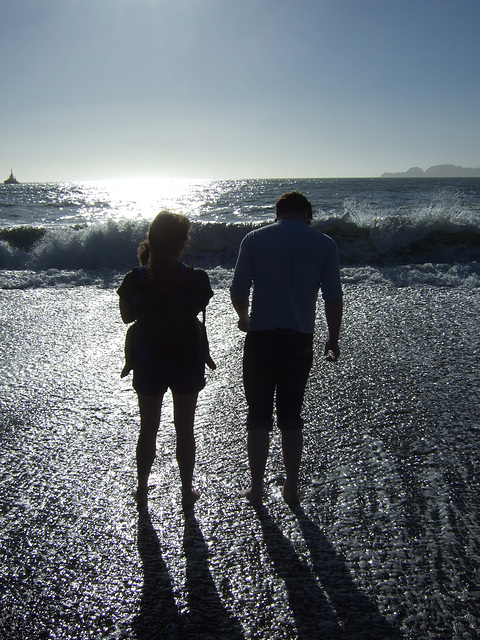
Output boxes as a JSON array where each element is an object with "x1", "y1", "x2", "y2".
[
  {"x1": 1, "y1": 177, "x2": 480, "y2": 638},
  {"x1": 1, "y1": 273, "x2": 479, "y2": 639}
]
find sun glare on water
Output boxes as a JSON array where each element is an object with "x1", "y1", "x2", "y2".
[{"x1": 83, "y1": 177, "x2": 211, "y2": 221}]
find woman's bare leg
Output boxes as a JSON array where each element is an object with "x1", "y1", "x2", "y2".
[
  {"x1": 136, "y1": 393, "x2": 164, "y2": 508},
  {"x1": 172, "y1": 392, "x2": 200, "y2": 510}
]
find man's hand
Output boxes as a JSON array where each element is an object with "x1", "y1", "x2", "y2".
[
  {"x1": 324, "y1": 298, "x2": 342, "y2": 361},
  {"x1": 237, "y1": 316, "x2": 250, "y2": 332},
  {"x1": 231, "y1": 295, "x2": 250, "y2": 332},
  {"x1": 324, "y1": 338, "x2": 340, "y2": 362}
]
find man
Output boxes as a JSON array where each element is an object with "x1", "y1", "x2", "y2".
[{"x1": 230, "y1": 191, "x2": 343, "y2": 507}]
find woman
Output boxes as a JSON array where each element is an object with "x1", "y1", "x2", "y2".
[{"x1": 118, "y1": 211, "x2": 213, "y2": 510}]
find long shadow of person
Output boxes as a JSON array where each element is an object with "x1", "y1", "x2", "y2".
[
  {"x1": 133, "y1": 510, "x2": 181, "y2": 640},
  {"x1": 183, "y1": 510, "x2": 244, "y2": 639},
  {"x1": 258, "y1": 508, "x2": 345, "y2": 639},
  {"x1": 291, "y1": 505, "x2": 403, "y2": 640}
]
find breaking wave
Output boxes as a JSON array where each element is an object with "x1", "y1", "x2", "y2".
[{"x1": 1, "y1": 211, "x2": 479, "y2": 273}]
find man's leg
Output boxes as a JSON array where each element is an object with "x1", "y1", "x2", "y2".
[
  {"x1": 242, "y1": 332, "x2": 275, "y2": 505},
  {"x1": 240, "y1": 428, "x2": 270, "y2": 506},
  {"x1": 281, "y1": 428, "x2": 303, "y2": 505},
  {"x1": 277, "y1": 332, "x2": 313, "y2": 506}
]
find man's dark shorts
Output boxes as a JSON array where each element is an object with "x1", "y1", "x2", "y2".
[
  {"x1": 133, "y1": 349, "x2": 206, "y2": 396},
  {"x1": 243, "y1": 329, "x2": 313, "y2": 432}
]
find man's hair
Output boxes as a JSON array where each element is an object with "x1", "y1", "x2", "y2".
[{"x1": 275, "y1": 191, "x2": 312, "y2": 223}]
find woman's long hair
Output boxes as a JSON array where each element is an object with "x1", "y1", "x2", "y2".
[{"x1": 137, "y1": 211, "x2": 190, "y2": 290}]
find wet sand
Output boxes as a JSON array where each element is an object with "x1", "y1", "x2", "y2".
[{"x1": 1, "y1": 283, "x2": 479, "y2": 639}]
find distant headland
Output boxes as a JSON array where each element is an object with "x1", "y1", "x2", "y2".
[{"x1": 381, "y1": 164, "x2": 480, "y2": 178}]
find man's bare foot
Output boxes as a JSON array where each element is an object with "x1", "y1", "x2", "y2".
[
  {"x1": 281, "y1": 483, "x2": 300, "y2": 507},
  {"x1": 182, "y1": 488, "x2": 202, "y2": 511},
  {"x1": 133, "y1": 485, "x2": 148, "y2": 510},
  {"x1": 239, "y1": 487, "x2": 262, "y2": 508}
]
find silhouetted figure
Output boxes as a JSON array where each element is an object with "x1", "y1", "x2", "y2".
[
  {"x1": 118, "y1": 211, "x2": 213, "y2": 510},
  {"x1": 231, "y1": 191, "x2": 343, "y2": 506}
]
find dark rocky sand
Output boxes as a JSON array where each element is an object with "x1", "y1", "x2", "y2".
[{"x1": 1, "y1": 283, "x2": 479, "y2": 639}]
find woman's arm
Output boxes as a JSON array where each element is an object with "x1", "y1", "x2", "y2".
[
  {"x1": 192, "y1": 269, "x2": 214, "y2": 313},
  {"x1": 119, "y1": 298, "x2": 136, "y2": 324}
]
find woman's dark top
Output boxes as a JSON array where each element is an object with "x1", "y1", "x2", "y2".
[{"x1": 118, "y1": 263, "x2": 213, "y2": 360}]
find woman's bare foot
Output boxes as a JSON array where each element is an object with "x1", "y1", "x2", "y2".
[
  {"x1": 239, "y1": 487, "x2": 263, "y2": 508},
  {"x1": 182, "y1": 488, "x2": 202, "y2": 511},
  {"x1": 281, "y1": 483, "x2": 300, "y2": 507}
]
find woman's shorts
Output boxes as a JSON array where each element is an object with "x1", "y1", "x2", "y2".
[{"x1": 133, "y1": 351, "x2": 206, "y2": 396}]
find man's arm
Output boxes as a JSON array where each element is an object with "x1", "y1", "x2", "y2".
[
  {"x1": 324, "y1": 298, "x2": 343, "y2": 361},
  {"x1": 231, "y1": 295, "x2": 250, "y2": 332},
  {"x1": 230, "y1": 233, "x2": 253, "y2": 332}
]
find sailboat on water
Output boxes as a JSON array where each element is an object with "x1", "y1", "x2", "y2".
[{"x1": 4, "y1": 169, "x2": 20, "y2": 184}]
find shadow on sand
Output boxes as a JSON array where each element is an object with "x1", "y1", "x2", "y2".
[
  {"x1": 133, "y1": 505, "x2": 400, "y2": 639},
  {"x1": 134, "y1": 509, "x2": 243, "y2": 640},
  {"x1": 133, "y1": 510, "x2": 180, "y2": 640},
  {"x1": 257, "y1": 505, "x2": 402, "y2": 640},
  {"x1": 182, "y1": 510, "x2": 244, "y2": 639}
]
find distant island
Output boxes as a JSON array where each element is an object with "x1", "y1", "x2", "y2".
[{"x1": 381, "y1": 164, "x2": 480, "y2": 178}]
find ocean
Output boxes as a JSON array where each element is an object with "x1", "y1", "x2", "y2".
[{"x1": 1, "y1": 178, "x2": 479, "y2": 639}]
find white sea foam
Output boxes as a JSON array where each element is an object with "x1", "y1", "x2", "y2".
[
  {"x1": 1, "y1": 217, "x2": 479, "y2": 287},
  {"x1": 1, "y1": 178, "x2": 479, "y2": 279}
]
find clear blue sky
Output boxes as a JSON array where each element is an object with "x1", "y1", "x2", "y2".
[{"x1": 1, "y1": 0, "x2": 479, "y2": 181}]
